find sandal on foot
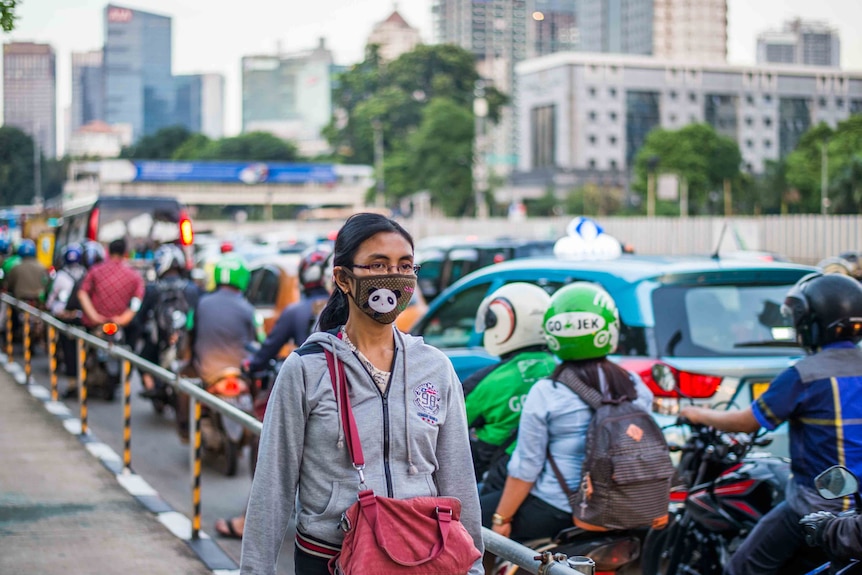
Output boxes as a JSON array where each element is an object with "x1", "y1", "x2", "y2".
[{"x1": 214, "y1": 517, "x2": 243, "y2": 539}]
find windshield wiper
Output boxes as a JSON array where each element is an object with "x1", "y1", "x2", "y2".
[{"x1": 734, "y1": 340, "x2": 801, "y2": 348}]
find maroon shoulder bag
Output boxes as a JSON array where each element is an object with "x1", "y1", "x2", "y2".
[{"x1": 323, "y1": 348, "x2": 481, "y2": 575}]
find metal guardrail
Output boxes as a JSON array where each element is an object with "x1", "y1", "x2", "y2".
[{"x1": 1, "y1": 293, "x2": 590, "y2": 575}]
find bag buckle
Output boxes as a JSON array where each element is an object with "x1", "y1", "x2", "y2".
[
  {"x1": 339, "y1": 512, "x2": 351, "y2": 533},
  {"x1": 353, "y1": 463, "x2": 367, "y2": 490},
  {"x1": 436, "y1": 506, "x2": 452, "y2": 517}
]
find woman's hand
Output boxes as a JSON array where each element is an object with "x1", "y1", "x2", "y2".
[{"x1": 491, "y1": 522, "x2": 512, "y2": 538}]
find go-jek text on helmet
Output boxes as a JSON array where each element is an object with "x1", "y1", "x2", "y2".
[
  {"x1": 299, "y1": 247, "x2": 331, "y2": 293},
  {"x1": 153, "y1": 244, "x2": 186, "y2": 278},
  {"x1": 17, "y1": 239, "x2": 36, "y2": 258},
  {"x1": 214, "y1": 254, "x2": 250, "y2": 292},
  {"x1": 543, "y1": 282, "x2": 620, "y2": 361},
  {"x1": 781, "y1": 272, "x2": 862, "y2": 350},
  {"x1": 82, "y1": 241, "x2": 106, "y2": 269},
  {"x1": 475, "y1": 282, "x2": 551, "y2": 357},
  {"x1": 62, "y1": 243, "x2": 83, "y2": 265}
]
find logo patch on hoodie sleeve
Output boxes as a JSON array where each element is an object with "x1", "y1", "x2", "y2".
[{"x1": 413, "y1": 382, "x2": 440, "y2": 425}]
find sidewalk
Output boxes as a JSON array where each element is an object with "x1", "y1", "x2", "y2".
[{"x1": 0, "y1": 363, "x2": 227, "y2": 575}]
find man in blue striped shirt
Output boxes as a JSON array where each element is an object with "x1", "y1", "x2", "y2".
[{"x1": 682, "y1": 273, "x2": 862, "y2": 575}]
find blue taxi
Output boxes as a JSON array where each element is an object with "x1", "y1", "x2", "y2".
[{"x1": 411, "y1": 254, "x2": 818, "y2": 455}]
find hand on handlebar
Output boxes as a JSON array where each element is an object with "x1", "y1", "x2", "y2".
[{"x1": 679, "y1": 406, "x2": 710, "y2": 425}]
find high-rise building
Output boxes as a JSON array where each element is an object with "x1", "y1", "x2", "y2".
[
  {"x1": 757, "y1": 19, "x2": 840, "y2": 68},
  {"x1": 174, "y1": 73, "x2": 225, "y2": 139},
  {"x1": 433, "y1": 0, "x2": 530, "y2": 173},
  {"x1": 242, "y1": 39, "x2": 334, "y2": 155},
  {"x1": 528, "y1": 0, "x2": 578, "y2": 58},
  {"x1": 366, "y1": 9, "x2": 422, "y2": 62},
  {"x1": 578, "y1": 0, "x2": 654, "y2": 56},
  {"x1": 70, "y1": 50, "x2": 104, "y2": 137},
  {"x1": 3, "y1": 42, "x2": 57, "y2": 158},
  {"x1": 653, "y1": 0, "x2": 727, "y2": 63},
  {"x1": 103, "y1": 4, "x2": 174, "y2": 141}
]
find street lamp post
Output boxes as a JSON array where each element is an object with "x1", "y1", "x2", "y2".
[
  {"x1": 372, "y1": 119, "x2": 385, "y2": 209},
  {"x1": 820, "y1": 139, "x2": 829, "y2": 216},
  {"x1": 646, "y1": 156, "x2": 659, "y2": 218},
  {"x1": 473, "y1": 81, "x2": 489, "y2": 219}
]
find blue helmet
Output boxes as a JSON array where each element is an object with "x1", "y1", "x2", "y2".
[
  {"x1": 63, "y1": 243, "x2": 83, "y2": 265},
  {"x1": 0, "y1": 237, "x2": 9, "y2": 255},
  {"x1": 17, "y1": 239, "x2": 36, "y2": 258},
  {"x1": 82, "y1": 241, "x2": 106, "y2": 269}
]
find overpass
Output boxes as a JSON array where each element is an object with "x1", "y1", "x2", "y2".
[{"x1": 62, "y1": 160, "x2": 374, "y2": 213}]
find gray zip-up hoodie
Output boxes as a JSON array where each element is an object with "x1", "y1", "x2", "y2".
[{"x1": 240, "y1": 329, "x2": 484, "y2": 575}]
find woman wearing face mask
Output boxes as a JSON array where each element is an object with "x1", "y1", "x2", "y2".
[{"x1": 240, "y1": 213, "x2": 484, "y2": 575}]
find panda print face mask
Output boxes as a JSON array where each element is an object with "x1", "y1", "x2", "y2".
[{"x1": 341, "y1": 269, "x2": 416, "y2": 325}]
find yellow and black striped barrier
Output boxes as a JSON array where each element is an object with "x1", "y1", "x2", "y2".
[
  {"x1": 191, "y1": 397, "x2": 203, "y2": 540},
  {"x1": 22, "y1": 310, "x2": 30, "y2": 384},
  {"x1": 77, "y1": 338, "x2": 88, "y2": 435},
  {"x1": 5, "y1": 304, "x2": 11, "y2": 363},
  {"x1": 122, "y1": 359, "x2": 132, "y2": 471},
  {"x1": 48, "y1": 325, "x2": 57, "y2": 402}
]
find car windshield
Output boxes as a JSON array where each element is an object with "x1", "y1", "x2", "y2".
[{"x1": 653, "y1": 283, "x2": 803, "y2": 357}]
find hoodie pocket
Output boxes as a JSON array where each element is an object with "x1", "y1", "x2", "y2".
[{"x1": 299, "y1": 479, "x2": 358, "y2": 533}]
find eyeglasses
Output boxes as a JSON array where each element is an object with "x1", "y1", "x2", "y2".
[{"x1": 349, "y1": 262, "x2": 421, "y2": 275}]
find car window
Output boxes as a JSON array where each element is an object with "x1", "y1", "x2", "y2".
[
  {"x1": 417, "y1": 258, "x2": 443, "y2": 299},
  {"x1": 247, "y1": 267, "x2": 280, "y2": 306},
  {"x1": 652, "y1": 284, "x2": 801, "y2": 357},
  {"x1": 420, "y1": 282, "x2": 491, "y2": 348}
]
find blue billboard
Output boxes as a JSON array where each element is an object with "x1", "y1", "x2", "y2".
[{"x1": 132, "y1": 161, "x2": 338, "y2": 185}]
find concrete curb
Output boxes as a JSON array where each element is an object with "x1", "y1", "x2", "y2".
[{"x1": 2, "y1": 356, "x2": 240, "y2": 575}]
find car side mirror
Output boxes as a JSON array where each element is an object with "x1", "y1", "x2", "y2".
[
  {"x1": 814, "y1": 465, "x2": 859, "y2": 500},
  {"x1": 651, "y1": 363, "x2": 678, "y2": 392}
]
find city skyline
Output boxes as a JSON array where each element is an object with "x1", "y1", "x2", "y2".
[{"x1": 2, "y1": 0, "x2": 861, "y2": 153}]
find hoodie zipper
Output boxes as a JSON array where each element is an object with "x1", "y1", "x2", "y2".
[
  {"x1": 380, "y1": 349, "x2": 398, "y2": 497},
  {"x1": 354, "y1": 347, "x2": 398, "y2": 498}
]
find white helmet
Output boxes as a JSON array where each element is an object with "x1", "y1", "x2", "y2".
[{"x1": 475, "y1": 282, "x2": 551, "y2": 357}]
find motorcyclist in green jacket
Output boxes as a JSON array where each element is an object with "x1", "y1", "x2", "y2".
[{"x1": 464, "y1": 282, "x2": 558, "y2": 492}]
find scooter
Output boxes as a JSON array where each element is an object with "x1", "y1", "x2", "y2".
[
  {"x1": 145, "y1": 308, "x2": 190, "y2": 415},
  {"x1": 641, "y1": 365, "x2": 790, "y2": 575},
  {"x1": 199, "y1": 367, "x2": 255, "y2": 477},
  {"x1": 84, "y1": 322, "x2": 124, "y2": 401},
  {"x1": 803, "y1": 466, "x2": 862, "y2": 575}
]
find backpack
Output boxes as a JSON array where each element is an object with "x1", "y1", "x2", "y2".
[
  {"x1": 154, "y1": 279, "x2": 192, "y2": 338},
  {"x1": 548, "y1": 365, "x2": 674, "y2": 531}
]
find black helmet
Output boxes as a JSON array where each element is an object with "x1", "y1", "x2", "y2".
[{"x1": 782, "y1": 273, "x2": 862, "y2": 350}]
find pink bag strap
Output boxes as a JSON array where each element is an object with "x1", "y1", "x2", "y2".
[
  {"x1": 357, "y1": 490, "x2": 453, "y2": 566},
  {"x1": 324, "y1": 345, "x2": 365, "y2": 470}
]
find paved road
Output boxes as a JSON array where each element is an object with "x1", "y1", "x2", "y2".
[{"x1": 21, "y1": 348, "x2": 297, "y2": 574}]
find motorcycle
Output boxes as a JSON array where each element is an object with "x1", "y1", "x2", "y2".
[
  {"x1": 199, "y1": 367, "x2": 255, "y2": 477},
  {"x1": 804, "y1": 466, "x2": 862, "y2": 575},
  {"x1": 145, "y1": 308, "x2": 190, "y2": 415},
  {"x1": 242, "y1": 356, "x2": 283, "y2": 479},
  {"x1": 84, "y1": 322, "x2": 124, "y2": 401},
  {"x1": 642, "y1": 365, "x2": 789, "y2": 575}
]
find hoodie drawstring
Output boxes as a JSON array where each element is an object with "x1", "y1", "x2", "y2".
[{"x1": 397, "y1": 330, "x2": 418, "y2": 476}]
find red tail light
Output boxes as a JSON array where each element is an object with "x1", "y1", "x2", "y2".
[
  {"x1": 102, "y1": 322, "x2": 119, "y2": 336},
  {"x1": 87, "y1": 207, "x2": 99, "y2": 241},
  {"x1": 179, "y1": 210, "x2": 194, "y2": 246},
  {"x1": 210, "y1": 376, "x2": 248, "y2": 397},
  {"x1": 618, "y1": 358, "x2": 723, "y2": 399}
]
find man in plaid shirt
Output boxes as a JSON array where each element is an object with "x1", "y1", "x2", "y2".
[{"x1": 78, "y1": 239, "x2": 144, "y2": 328}]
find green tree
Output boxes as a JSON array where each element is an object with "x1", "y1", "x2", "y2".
[
  {"x1": 785, "y1": 122, "x2": 833, "y2": 213},
  {"x1": 633, "y1": 124, "x2": 741, "y2": 215},
  {"x1": 171, "y1": 133, "x2": 212, "y2": 160},
  {"x1": 0, "y1": 126, "x2": 63, "y2": 205},
  {"x1": 0, "y1": 126, "x2": 35, "y2": 204},
  {"x1": 406, "y1": 98, "x2": 474, "y2": 216},
  {"x1": 201, "y1": 132, "x2": 299, "y2": 162},
  {"x1": 120, "y1": 125, "x2": 194, "y2": 160},
  {"x1": 325, "y1": 43, "x2": 506, "y2": 212},
  {"x1": 1, "y1": 0, "x2": 18, "y2": 32}
]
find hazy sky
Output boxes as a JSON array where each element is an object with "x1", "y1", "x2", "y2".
[{"x1": 3, "y1": 0, "x2": 862, "y2": 148}]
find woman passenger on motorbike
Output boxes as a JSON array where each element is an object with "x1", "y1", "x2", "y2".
[
  {"x1": 481, "y1": 283, "x2": 653, "y2": 544},
  {"x1": 240, "y1": 213, "x2": 483, "y2": 575}
]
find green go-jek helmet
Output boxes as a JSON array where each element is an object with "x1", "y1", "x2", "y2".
[
  {"x1": 543, "y1": 282, "x2": 620, "y2": 361},
  {"x1": 214, "y1": 254, "x2": 251, "y2": 292}
]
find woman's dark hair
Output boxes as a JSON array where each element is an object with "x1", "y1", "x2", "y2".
[
  {"x1": 317, "y1": 213, "x2": 414, "y2": 332},
  {"x1": 552, "y1": 358, "x2": 637, "y2": 402}
]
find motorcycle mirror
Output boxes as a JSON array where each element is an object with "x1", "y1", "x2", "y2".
[
  {"x1": 651, "y1": 363, "x2": 678, "y2": 392},
  {"x1": 814, "y1": 465, "x2": 859, "y2": 500}
]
